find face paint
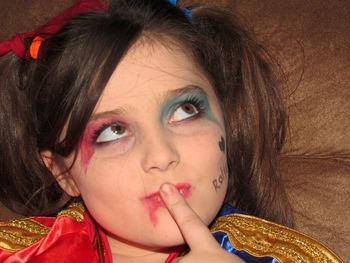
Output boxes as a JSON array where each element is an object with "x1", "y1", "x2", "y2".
[
  {"x1": 218, "y1": 136, "x2": 225, "y2": 153},
  {"x1": 211, "y1": 136, "x2": 227, "y2": 192},
  {"x1": 212, "y1": 165, "x2": 228, "y2": 193},
  {"x1": 160, "y1": 86, "x2": 220, "y2": 126},
  {"x1": 79, "y1": 131, "x2": 95, "y2": 174},
  {"x1": 141, "y1": 183, "x2": 192, "y2": 226},
  {"x1": 79, "y1": 115, "x2": 129, "y2": 173}
]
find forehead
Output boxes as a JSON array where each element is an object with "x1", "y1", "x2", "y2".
[{"x1": 95, "y1": 39, "x2": 214, "y2": 113}]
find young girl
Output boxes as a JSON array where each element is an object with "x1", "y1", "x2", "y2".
[{"x1": 0, "y1": 0, "x2": 342, "y2": 262}]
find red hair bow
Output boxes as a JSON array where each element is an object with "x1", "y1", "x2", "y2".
[{"x1": 0, "y1": 0, "x2": 107, "y2": 59}]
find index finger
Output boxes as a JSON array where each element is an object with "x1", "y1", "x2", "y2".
[{"x1": 159, "y1": 183, "x2": 220, "y2": 250}]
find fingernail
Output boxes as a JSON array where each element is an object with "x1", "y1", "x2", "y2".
[{"x1": 160, "y1": 183, "x2": 174, "y2": 196}]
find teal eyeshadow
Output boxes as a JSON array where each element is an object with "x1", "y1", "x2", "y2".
[{"x1": 160, "y1": 89, "x2": 219, "y2": 125}]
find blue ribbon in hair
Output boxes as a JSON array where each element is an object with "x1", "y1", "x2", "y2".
[{"x1": 167, "y1": 0, "x2": 192, "y2": 21}]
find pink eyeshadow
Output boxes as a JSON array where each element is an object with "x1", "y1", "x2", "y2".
[
  {"x1": 79, "y1": 115, "x2": 128, "y2": 174},
  {"x1": 79, "y1": 127, "x2": 96, "y2": 174}
]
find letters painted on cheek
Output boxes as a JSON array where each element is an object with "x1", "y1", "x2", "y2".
[
  {"x1": 213, "y1": 165, "x2": 228, "y2": 193},
  {"x1": 213, "y1": 136, "x2": 228, "y2": 192}
]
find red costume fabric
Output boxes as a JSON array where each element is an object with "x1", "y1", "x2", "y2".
[
  {"x1": 0, "y1": 204, "x2": 182, "y2": 263},
  {"x1": 0, "y1": 0, "x2": 107, "y2": 59},
  {"x1": 0, "y1": 207, "x2": 112, "y2": 263}
]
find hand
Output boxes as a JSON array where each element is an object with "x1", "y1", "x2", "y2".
[{"x1": 160, "y1": 183, "x2": 244, "y2": 263}]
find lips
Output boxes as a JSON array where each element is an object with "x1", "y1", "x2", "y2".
[
  {"x1": 141, "y1": 183, "x2": 192, "y2": 226},
  {"x1": 142, "y1": 183, "x2": 191, "y2": 202}
]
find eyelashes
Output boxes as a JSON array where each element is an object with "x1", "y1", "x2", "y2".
[
  {"x1": 91, "y1": 121, "x2": 130, "y2": 145},
  {"x1": 89, "y1": 94, "x2": 209, "y2": 145},
  {"x1": 178, "y1": 95, "x2": 206, "y2": 114},
  {"x1": 168, "y1": 95, "x2": 206, "y2": 124}
]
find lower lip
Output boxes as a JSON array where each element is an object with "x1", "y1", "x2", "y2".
[{"x1": 141, "y1": 183, "x2": 192, "y2": 226}]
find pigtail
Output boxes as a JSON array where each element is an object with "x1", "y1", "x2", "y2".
[
  {"x1": 191, "y1": 6, "x2": 294, "y2": 227},
  {"x1": 0, "y1": 53, "x2": 67, "y2": 216}
]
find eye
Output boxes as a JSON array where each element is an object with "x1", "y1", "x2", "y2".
[
  {"x1": 95, "y1": 122, "x2": 129, "y2": 143},
  {"x1": 169, "y1": 103, "x2": 200, "y2": 124}
]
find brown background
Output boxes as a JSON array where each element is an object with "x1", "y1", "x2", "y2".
[{"x1": 1, "y1": 0, "x2": 349, "y2": 261}]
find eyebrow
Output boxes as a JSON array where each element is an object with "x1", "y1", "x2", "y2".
[
  {"x1": 163, "y1": 85, "x2": 208, "y2": 102},
  {"x1": 90, "y1": 108, "x2": 128, "y2": 121},
  {"x1": 90, "y1": 85, "x2": 208, "y2": 120}
]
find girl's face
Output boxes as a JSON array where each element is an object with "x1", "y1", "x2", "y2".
[{"x1": 58, "y1": 40, "x2": 228, "y2": 252}]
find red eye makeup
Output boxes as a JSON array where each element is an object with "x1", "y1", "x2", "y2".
[{"x1": 79, "y1": 115, "x2": 130, "y2": 173}]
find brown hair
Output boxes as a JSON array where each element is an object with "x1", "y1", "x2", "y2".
[{"x1": 0, "y1": 0, "x2": 293, "y2": 227}]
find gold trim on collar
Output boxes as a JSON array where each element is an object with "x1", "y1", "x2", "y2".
[
  {"x1": 57, "y1": 202, "x2": 85, "y2": 222},
  {"x1": 0, "y1": 203, "x2": 86, "y2": 252},
  {"x1": 210, "y1": 213, "x2": 343, "y2": 262},
  {"x1": 0, "y1": 218, "x2": 50, "y2": 252}
]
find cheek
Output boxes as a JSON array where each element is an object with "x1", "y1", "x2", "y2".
[
  {"x1": 181, "y1": 124, "x2": 228, "y2": 190},
  {"x1": 73, "y1": 160, "x2": 158, "y2": 242},
  {"x1": 185, "y1": 141, "x2": 227, "y2": 225},
  {"x1": 77, "y1": 152, "x2": 147, "y2": 213},
  {"x1": 211, "y1": 163, "x2": 229, "y2": 194},
  {"x1": 183, "y1": 124, "x2": 226, "y2": 165},
  {"x1": 82, "y1": 156, "x2": 137, "y2": 192},
  {"x1": 78, "y1": 135, "x2": 135, "y2": 175}
]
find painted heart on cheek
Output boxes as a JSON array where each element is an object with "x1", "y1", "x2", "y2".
[{"x1": 218, "y1": 136, "x2": 225, "y2": 153}]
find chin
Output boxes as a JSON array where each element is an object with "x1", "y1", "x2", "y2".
[
  {"x1": 130, "y1": 230, "x2": 185, "y2": 251},
  {"x1": 139, "y1": 218, "x2": 185, "y2": 248},
  {"x1": 155, "y1": 236, "x2": 185, "y2": 248}
]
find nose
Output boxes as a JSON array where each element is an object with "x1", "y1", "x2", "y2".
[{"x1": 140, "y1": 131, "x2": 180, "y2": 173}]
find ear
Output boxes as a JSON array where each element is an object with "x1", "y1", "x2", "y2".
[{"x1": 40, "y1": 150, "x2": 81, "y2": 197}]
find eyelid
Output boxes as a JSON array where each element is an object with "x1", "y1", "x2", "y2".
[
  {"x1": 167, "y1": 95, "x2": 206, "y2": 124},
  {"x1": 167, "y1": 93, "x2": 204, "y2": 112},
  {"x1": 95, "y1": 122, "x2": 130, "y2": 144},
  {"x1": 161, "y1": 87, "x2": 207, "y2": 114},
  {"x1": 164, "y1": 85, "x2": 209, "y2": 103},
  {"x1": 88, "y1": 117, "x2": 129, "y2": 144},
  {"x1": 169, "y1": 103, "x2": 200, "y2": 124}
]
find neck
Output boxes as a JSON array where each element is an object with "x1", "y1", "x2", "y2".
[
  {"x1": 112, "y1": 253, "x2": 168, "y2": 263},
  {"x1": 106, "y1": 235, "x2": 182, "y2": 263}
]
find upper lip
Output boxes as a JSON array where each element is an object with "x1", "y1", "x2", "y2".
[{"x1": 142, "y1": 182, "x2": 191, "y2": 200}]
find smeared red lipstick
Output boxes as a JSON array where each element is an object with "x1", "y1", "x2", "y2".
[{"x1": 141, "y1": 183, "x2": 192, "y2": 226}]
